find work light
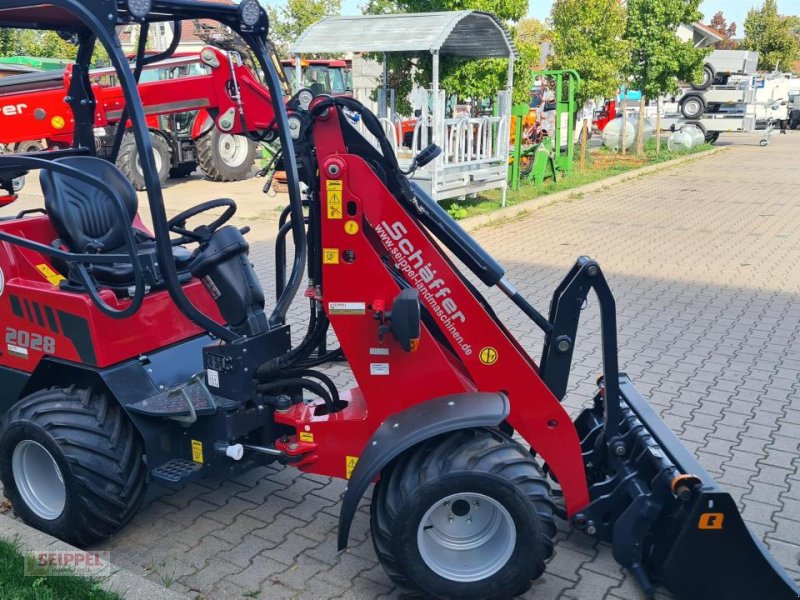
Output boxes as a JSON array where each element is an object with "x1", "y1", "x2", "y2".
[
  {"x1": 127, "y1": 0, "x2": 151, "y2": 19},
  {"x1": 239, "y1": 0, "x2": 261, "y2": 27}
]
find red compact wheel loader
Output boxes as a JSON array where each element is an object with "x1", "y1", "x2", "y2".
[{"x1": 0, "y1": 2, "x2": 797, "y2": 599}]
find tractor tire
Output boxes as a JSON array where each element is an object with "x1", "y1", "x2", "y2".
[
  {"x1": 691, "y1": 64, "x2": 715, "y2": 91},
  {"x1": 679, "y1": 95, "x2": 706, "y2": 120},
  {"x1": 117, "y1": 131, "x2": 171, "y2": 191},
  {"x1": 15, "y1": 140, "x2": 45, "y2": 153},
  {"x1": 195, "y1": 122, "x2": 257, "y2": 182},
  {"x1": 0, "y1": 386, "x2": 146, "y2": 547},
  {"x1": 370, "y1": 428, "x2": 556, "y2": 600}
]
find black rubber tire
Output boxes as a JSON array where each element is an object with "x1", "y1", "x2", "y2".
[
  {"x1": 680, "y1": 95, "x2": 706, "y2": 120},
  {"x1": 370, "y1": 428, "x2": 557, "y2": 600},
  {"x1": 691, "y1": 64, "x2": 715, "y2": 91},
  {"x1": 117, "y1": 131, "x2": 171, "y2": 191},
  {"x1": 169, "y1": 162, "x2": 197, "y2": 179},
  {"x1": 0, "y1": 386, "x2": 147, "y2": 547},
  {"x1": 790, "y1": 120, "x2": 799, "y2": 130},
  {"x1": 705, "y1": 131, "x2": 720, "y2": 144},
  {"x1": 195, "y1": 120, "x2": 257, "y2": 182},
  {"x1": 14, "y1": 140, "x2": 45, "y2": 153}
]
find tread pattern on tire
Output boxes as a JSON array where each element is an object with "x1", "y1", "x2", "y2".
[
  {"x1": 117, "y1": 131, "x2": 170, "y2": 191},
  {"x1": 1, "y1": 386, "x2": 146, "y2": 546},
  {"x1": 195, "y1": 125, "x2": 256, "y2": 182},
  {"x1": 370, "y1": 428, "x2": 557, "y2": 596}
]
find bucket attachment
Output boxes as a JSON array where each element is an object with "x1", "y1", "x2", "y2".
[{"x1": 573, "y1": 376, "x2": 800, "y2": 600}]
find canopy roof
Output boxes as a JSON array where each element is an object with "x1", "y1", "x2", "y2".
[{"x1": 290, "y1": 11, "x2": 515, "y2": 59}]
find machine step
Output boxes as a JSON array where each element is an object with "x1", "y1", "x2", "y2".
[
  {"x1": 127, "y1": 377, "x2": 239, "y2": 419},
  {"x1": 151, "y1": 459, "x2": 203, "y2": 484}
]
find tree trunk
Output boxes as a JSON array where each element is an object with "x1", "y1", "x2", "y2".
[
  {"x1": 636, "y1": 96, "x2": 646, "y2": 155},
  {"x1": 656, "y1": 99, "x2": 662, "y2": 153},
  {"x1": 621, "y1": 95, "x2": 628, "y2": 155},
  {"x1": 579, "y1": 118, "x2": 588, "y2": 173}
]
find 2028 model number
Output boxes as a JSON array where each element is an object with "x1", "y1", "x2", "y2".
[{"x1": 5, "y1": 328, "x2": 56, "y2": 353}]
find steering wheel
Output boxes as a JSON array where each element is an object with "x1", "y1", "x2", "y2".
[{"x1": 167, "y1": 198, "x2": 237, "y2": 243}]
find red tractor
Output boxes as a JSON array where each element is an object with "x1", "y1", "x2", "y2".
[
  {"x1": 0, "y1": 47, "x2": 265, "y2": 188},
  {"x1": 0, "y1": 2, "x2": 797, "y2": 599},
  {"x1": 281, "y1": 57, "x2": 352, "y2": 96}
]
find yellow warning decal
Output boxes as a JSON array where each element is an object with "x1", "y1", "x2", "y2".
[
  {"x1": 51, "y1": 115, "x2": 65, "y2": 130},
  {"x1": 191, "y1": 440, "x2": 204, "y2": 464},
  {"x1": 326, "y1": 180, "x2": 343, "y2": 191},
  {"x1": 344, "y1": 220, "x2": 359, "y2": 235},
  {"x1": 479, "y1": 346, "x2": 498, "y2": 365},
  {"x1": 299, "y1": 431, "x2": 314, "y2": 443},
  {"x1": 326, "y1": 181, "x2": 343, "y2": 220},
  {"x1": 322, "y1": 248, "x2": 339, "y2": 264},
  {"x1": 35, "y1": 263, "x2": 66, "y2": 286},
  {"x1": 345, "y1": 455, "x2": 358, "y2": 479},
  {"x1": 698, "y1": 512, "x2": 724, "y2": 530}
]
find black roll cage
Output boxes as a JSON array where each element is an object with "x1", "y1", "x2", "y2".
[{"x1": 0, "y1": 0, "x2": 306, "y2": 341}]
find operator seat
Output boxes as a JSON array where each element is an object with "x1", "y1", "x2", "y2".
[{"x1": 39, "y1": 156, "x2": 192, "y2": 292}]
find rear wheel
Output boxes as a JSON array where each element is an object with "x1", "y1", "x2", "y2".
[
  {"x1": 14, "y1": 140, "x2": 45, "y2": 153},
  {"x1": 117, "y1": 131, "x2": 171, "y2": 191},
  {"x1": 370, "y1": 428, "x2": 556, "y2": 600},
  {"x1": 195, "y1": 119, "x2": 257, "y2": 182},
  {"x1": 0, "y1": 386, "x2": 147, "y2": 547}
]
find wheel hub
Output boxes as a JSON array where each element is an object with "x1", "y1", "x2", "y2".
[
  {"x1": 217, "y1": 134, "x2": 249, "y2": 168},
  {"x1": 11, "y1": 440, "x2": 66, "y2": 520},
  {"x1": 417, "y1": 492, "x2": 516, "y2": 582}
]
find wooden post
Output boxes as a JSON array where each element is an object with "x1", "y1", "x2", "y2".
[
  {"x1": 656, "y1": 98, "x2": 662, "y2": 153},
  {"x1": 579, "y1": 118, "x2": 588, "y2": 173}
]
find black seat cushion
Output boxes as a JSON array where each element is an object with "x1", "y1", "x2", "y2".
[{"x1": 39, "y1": 156, "x2": 191, "y2": 290}]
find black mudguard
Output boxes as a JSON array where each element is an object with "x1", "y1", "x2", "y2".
[{"x1": 337, "y1": 392, "x2": 510, "y2": 550}]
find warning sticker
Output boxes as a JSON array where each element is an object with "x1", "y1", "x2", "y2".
[
  {"x1": 322, "y1": 248, "x2": 339, "y2": 264},
  {"x1": 36, "y1": 263, "x2": 65, "y2": 286},
  {"x1": 328, "y1": 302, "x2": 366, "y2": 315},
  {"x1": 327, "y1": 191, "x2": 343, "y2": 220},
  {"x1": 344, "y1": 220, "x2": 359, "y2": 235},
  {"x1": 206, "y1": 368, "x2": 220, "y2": 388},
  {"x1": 191, "y1": 440, "x2": 204, "y2": 464},
  {"x1": 299, "y1": 431, "x2": 314, "y2": 443},
  {"x1": 479, "y1": 346, "x2": 498, "y2": 365},
  {"x1": 345, "y1": 455, "x2": 358, "y2": 479},
  {"x1": 326, "y1": 180, "x2": 343, "y2": 191},
  {"x1": 370, "y1": 363, "x2": 390, "y2": 376}
]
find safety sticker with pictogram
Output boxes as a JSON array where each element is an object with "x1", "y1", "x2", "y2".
[
  {"x1": 345, "y1": 455, "x2": 358, "y2": 479},
  {"x1": 322, "y1": 248, "x2": 339, "y2": 264},
  {"x1": 479, "y1": 346, "x2": 498, "y2": 365},
  {"x1": 326, "y1": 179, "x2": 343, "y2": 219}
]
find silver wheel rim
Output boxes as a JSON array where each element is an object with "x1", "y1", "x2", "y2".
[
  {"x1": 11, "y1": 440, "x2": 66, "y2": 520},
  {"x1": 135, "y1": 146, "x2": 163, "y2": 176},
  {"x1": 685, "y1": 100, "x2": 702, "y2": 116},
  {"x1": 217, "y1": 134, "x2": 250, "y2": 168},
  {"x1": 417, "y1": 492, "x2": 516, "y2": 582}
]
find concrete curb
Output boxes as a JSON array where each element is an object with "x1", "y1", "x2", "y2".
[
  {"x1": 0, "y1": 513, "x2": 187, "y2": 600},
  {"x1": 460, "y1": 146, "x2": 728, "y2": 231}
]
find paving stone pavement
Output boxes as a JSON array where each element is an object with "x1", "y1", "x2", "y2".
[{"x1": 2, "y1": 131, "x2": 800, "y2": 599}]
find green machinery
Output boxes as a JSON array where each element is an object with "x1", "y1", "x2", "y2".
[
  {"x1": 0, "y1": 56, "x2": 73, "y2": 71},
  {"x1": 509, "y1": 69, "x2": 580, "y2": 190}
]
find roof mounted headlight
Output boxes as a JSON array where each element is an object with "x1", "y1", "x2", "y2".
[
  {"x1": 127, "y1": 0, "x2": 151, "y2": 19},
  {"x1": 239, "y1": 0, "x2": 262, "y2": 28}
]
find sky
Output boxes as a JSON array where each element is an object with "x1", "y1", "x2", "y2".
[{"x1": 263, "y1": 0, "x2": 798, "y2": 29}]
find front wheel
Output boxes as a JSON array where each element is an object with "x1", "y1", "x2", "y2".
[
  {"x1": 0, "y1": 386, "x2": 147, "y2": 547},
  {"x1": 370, "y1": 428, "x2": 556, "y2": 600},
  {"x1": 195, "y1": 119, "x2": 257, "y2": 182}
]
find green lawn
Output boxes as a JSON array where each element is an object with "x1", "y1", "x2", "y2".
[
  {"x1": 0, "y1": 538, "x2": 121, "y2": 600},
  {"x1": 441, "y1": 139, "x2": 714, "y2": 221}
]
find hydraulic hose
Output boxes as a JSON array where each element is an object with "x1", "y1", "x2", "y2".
[{"x1": 256, "y1": 377, "x2": 333, "y2": 413}]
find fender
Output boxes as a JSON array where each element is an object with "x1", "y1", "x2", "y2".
[
  {"x1": 337, "y1": 392, "x2": 510, "y2": 550},
  {"x1": 190, "y1": 109, "x2": 214, "y2": 140}
]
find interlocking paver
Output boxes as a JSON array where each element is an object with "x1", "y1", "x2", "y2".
[{"x1": 1, "y1": 132, "x2": 798, "y2": 598}]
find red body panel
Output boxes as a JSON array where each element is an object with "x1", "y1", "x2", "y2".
[
  {"x1": 0, "y1": 215, "x2": 222, "y2": 370},
  {"x1": 274, "y1": 109, "x2": 591, "y2": 516},
  {"x1": 0, "y1": 48, "x2": 275, "y2": 147}
]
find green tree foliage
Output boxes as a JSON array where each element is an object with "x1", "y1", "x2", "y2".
[
  {"x1": 625, "y1": 0, "x2": 709, "y2": 153},
  {"x1": 361, "y1": 0, "x2": 533, "y2": 113},
  {"x1": 710, "y1": 11, "x2": 739, "y2": 50},
  {"x1": 268, "y1": 0, "x2": 343, "y2": 53},
  {"x1": 742, "y1": 0, "x2": 800, "y2": 71},
  {"x1": 549, "y1": 0, "x2": 630, "y2": 107}
]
